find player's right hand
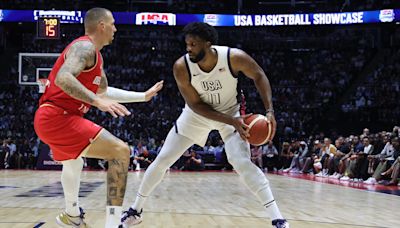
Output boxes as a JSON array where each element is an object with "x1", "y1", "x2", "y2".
[
  {"x1": 144, "y1": 80, "x2": 164, "y2": 101},
  {"x1": 231, "y1": 114, "x2": 251, "y2": 141},
  {"x1": 93, "y1": 97, "x2": 131, "y2": 118}
]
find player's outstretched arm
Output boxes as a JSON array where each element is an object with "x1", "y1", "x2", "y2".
[
  {"x1": 173, "y1": 57, "x2": 249, "y2": 140},
  {"x1": 97, "y1": 69, "x2": 163, "y2": 103}
]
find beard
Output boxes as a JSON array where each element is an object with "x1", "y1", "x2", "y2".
[{"x1": 189, "y1": 49, "x2": 206, "y2": 63}]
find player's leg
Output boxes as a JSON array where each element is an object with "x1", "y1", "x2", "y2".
[
  {"x1": 56, "y1": 158, "x2": 88, "y2": 227},
  {"x1": 121, "y1": 128, "x2": 195, "y2": 227},
  {"x1": 222, "y1": 132, "x2": 289, "y2": 227},
  {"x1": 84, "y1": 128, "x2": 130, "y2": 228}
]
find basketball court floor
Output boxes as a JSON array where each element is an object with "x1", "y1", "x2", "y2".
[{"x1": 0, "y1": 170, "x2": 398, "y2": 228}]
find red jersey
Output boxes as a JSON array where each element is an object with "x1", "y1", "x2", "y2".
[{"x1": 39, "y1": 35, "x2": 103, "y2": 116}]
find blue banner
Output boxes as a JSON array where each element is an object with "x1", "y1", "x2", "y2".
[{"x1": 0, "y1": 9, "x2": 398, "y2": 26}]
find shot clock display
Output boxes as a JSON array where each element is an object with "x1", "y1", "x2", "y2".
[{"x1": 37, "y1": 17, "x2": 60, "y2": 39}]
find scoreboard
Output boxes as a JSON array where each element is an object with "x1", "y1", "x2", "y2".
[{"x1": 37, "y1": 17, "x2": 60, "y2": 39}]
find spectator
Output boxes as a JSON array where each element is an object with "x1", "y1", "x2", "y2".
[
  {"x1": 379, "y1": 137, "x2": 400, "y2": 185},
  {"x1": 354, "y1": 137, "x2": 375, "y2": 181},
  {"x1": 135, "y1": 149, "x2": 155, "y2": 170},
  {"x1": 280, "y1": 142, "x2": 293, "y2": 169},
  {"x1": 263, "y1": 141, "x2": 279, "y2": 172},
  {"x1": 251, "y1": 145, "x2": 263, "y2": 170},
  {"x1": 283, "y1": 141, "x2": 309, "y2": 173},
  {"x1": 301, "y1": 140, "x2": 322, "y2": 173},
  {"x1": 184, "y1": 149, "x2": 205, "y2": 171},
  {"x1": 315, "y1": 138, "x2": 337, "y2": 177},
  {"x1": 328, "y1": 137, "x2": 350, "y2": 179}
]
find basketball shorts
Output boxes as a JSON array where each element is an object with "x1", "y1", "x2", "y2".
[
  {"x1": 174, "y1": 107, "x2": 239, "y2": 146},
  {"x1": 34, "y1": 104, "x2": 102, "y2": 161}
]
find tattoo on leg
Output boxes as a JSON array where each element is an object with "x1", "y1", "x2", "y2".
[{"x1": 107, "y1": 159, "x2": 128, "y2": 206}]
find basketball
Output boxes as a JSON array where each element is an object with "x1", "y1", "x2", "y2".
[{"x1": 244, "y1": 114, "x2": 275, "y2": 146}]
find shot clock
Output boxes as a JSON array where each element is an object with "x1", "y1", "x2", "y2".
[{"x1": 37, "y1": 17, "x2": 60, "y2": 39}]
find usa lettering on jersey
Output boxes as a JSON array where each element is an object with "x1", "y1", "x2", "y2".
[{"x1": 201, "y1": 80, "x2": 222, "y2": 91}]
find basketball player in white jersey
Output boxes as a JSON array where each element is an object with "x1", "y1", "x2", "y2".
[{"x1": 120, "y1": 22, "x2": 289, "y2": 228}]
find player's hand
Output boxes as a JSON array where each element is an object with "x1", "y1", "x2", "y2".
[
  {"x1": 232, "y1": 113, "x2": 251, "y2": 141},
  {"x1": 93, "y1": 97, "x2": 131, "y2": 118},
  {"x1": 145, "y1": 80, "x2": 164, "y2": 101},
  {"x1": 265, "y1": 112, "x2": 277, "y2": 141}
]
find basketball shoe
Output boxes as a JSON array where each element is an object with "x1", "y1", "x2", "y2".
[
  {"x1": 119, "y1": 208, "x2": 142, "y2": 227},
  {"x1": 272, "y1": 219, "x2": 290, "y2": 228},
  {"x1": 56, "y1": 207, "x2": 89, "y2": 227}
]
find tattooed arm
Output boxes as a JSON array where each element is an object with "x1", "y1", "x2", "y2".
[
  {"x1": 55, "y1": 40, "x2": 130, "y2": 117},
  {"x1": 55, "y1": 40, "x2": 98, "y2": 104}
]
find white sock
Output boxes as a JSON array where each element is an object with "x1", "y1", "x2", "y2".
[
  {"x1": 61, "y1": 159, "x2": 83, "y2": 217},
  {"x1": 131, "y1": 192, "x2": 148, "y2": 211},
  {"x1": 65, "y1": 199, "x2": 80, "y2": 217},
  {"x1": 223, "y1": 133, "x2": 284, "y2": 220},
  {"x1": 260, "y1": 187, "x2": 283, "y2": 220},
  {"x1": 105, "y1": 206, "x2": 122, "y2": 228}
]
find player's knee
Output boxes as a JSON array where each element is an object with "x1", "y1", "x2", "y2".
[
  {"x1": 228, "y1": 157, "x2": 249, "y2": 173},
  {"x1": 154, "y1": 153, "x2": 175, "y2": 169},
  {"x1": 62, "y1": 158, "x2": 84, "y2": 175},
  {"x1": 109, "y1": 141, "x2": 130, "y2": 162}
]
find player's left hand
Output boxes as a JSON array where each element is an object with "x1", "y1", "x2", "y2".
[
  {"x1": 145, "y1": 80, "x2": 164, "y2": 101},
  {"x1": 265, "y1": 112, "x2": 277, "y2": 141},
  {"x1": 232, "y1": 113, "x2": 252, "y2": 141}
]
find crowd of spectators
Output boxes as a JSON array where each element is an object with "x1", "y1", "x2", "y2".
[
  {"x1": 341, "y1": 48, "x2": 400, "y2": 124},
  {"x1": 275, "y1": 127, "x2": 400, "y2": 186}
]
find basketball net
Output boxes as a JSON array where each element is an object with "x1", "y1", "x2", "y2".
[{"x1": 37, "y1": 78, "x2": 49, "y2": 93}]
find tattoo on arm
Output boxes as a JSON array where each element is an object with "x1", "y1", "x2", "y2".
[
  {"x1": 97, "y1": 69, "x2": 108, "y2": 96},
  {"x1": 55, "y1": 41, "x2": 98, "y2": 104}
]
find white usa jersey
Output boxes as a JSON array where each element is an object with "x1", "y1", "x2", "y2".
[{"x1": 184, "y1": 45, "x2": 239, "y2": 114}]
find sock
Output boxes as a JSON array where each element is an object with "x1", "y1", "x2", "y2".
[
  {"x1": 65, "y1": 200, "x2": 80, "y2": 217},
  {"x1": 260, "y1": 187, "x2": 283, "y2": 220},
  {"x1": 61, "y1": 158, "x2": 83, "y2": 217},
  {"x1": 223, "y1": 133, "x2": 284, "y2": 221},
  {"x1": 105, "y1": 206, "x2": 122, "y2": 228},
  {"x1": 131, "y1": 192, "x2": 148, "y2": 211}
]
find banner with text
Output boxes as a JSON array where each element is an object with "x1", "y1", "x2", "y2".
[{"x1": 0, "y1": 9, "x2": 398, "y2": 26}]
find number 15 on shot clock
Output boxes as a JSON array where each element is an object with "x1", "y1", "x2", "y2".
[{"x1": 37, "y1": 17, "x2": 60, "y2": 39}]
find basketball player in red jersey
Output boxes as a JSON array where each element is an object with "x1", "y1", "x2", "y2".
[
  {"x1": 34, "y1": 8, "x2": 163, "y2": 228},
  {"x1": 121, "y1": 22, "x2": 288, "y2": 228}
]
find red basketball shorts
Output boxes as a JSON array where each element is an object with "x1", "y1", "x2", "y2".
[{"x1": 34, "y1": 104, "x2": 102, "y2": 161}]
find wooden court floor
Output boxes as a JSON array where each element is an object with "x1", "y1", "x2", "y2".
[{"x1": 0, "y1": 170, "x2": 399, "y2": 228}]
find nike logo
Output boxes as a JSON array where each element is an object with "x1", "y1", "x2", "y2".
[{"x1": 193, "y1": 73, "x2": 200, "y2": 77}]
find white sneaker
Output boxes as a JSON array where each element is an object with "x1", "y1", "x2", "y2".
[
  {"x1": 363, "y1": 177, "x2": 377, "y2": 185},
  {"x1": 289, "y1": 168, "x2": 299, "y2": 173},
  {"x1": 56, "y1": 207, "x2": 89, "y2": 228},
  {"x1": 340, "y1": 176, "x2": 350, "y2": 181},
  {"x1": 283, "y1": 168, "x2": 291, "y2": 173},
  {"x1": 328, "y1": 172, "x2": 338, "y2": 178},
  {"x1": 120, "y1": 208, "x2": 142, "y2": 227},
  {"x1": 315, "y1": 172, "x2": 323, "y2": 177},
  {"x1": 272, "y1": 219, "x2": 289, "y2": 228},
  {"x1": 135, "y1": 164, "x2": 141, "y2": 171}
]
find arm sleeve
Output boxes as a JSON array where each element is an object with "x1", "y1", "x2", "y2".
[{"x1": 106, "y1": 87, "x2": 146, "y2": 103}]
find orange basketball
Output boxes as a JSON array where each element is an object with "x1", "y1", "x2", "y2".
[{"x1": 244, "y1": 114, "x2": 275, "y2": 146}]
